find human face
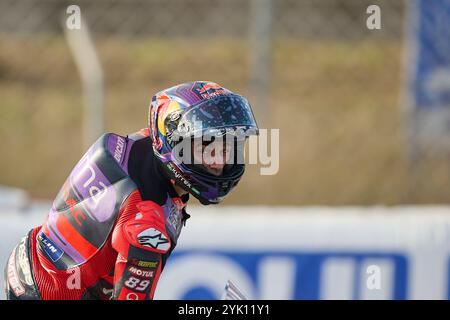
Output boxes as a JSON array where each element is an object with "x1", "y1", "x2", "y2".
[{"x1": 192, "y1": 137, "x2": 233, "y2": 176}]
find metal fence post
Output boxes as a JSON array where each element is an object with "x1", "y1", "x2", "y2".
[
  {"x1": 64, "y1": 16, "x2": 104, "y2": 150},
  {"x1": 250, "y1": 0, "x2": 273, "y2": 126}
]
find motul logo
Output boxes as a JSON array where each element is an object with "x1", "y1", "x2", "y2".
[{"x1": 128, "y1": 266, "x2": 155, "y2": 278}]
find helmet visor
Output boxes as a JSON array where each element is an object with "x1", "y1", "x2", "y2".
[{"x1": 175, "y1": 95, "x2": 259, "y2": 138}]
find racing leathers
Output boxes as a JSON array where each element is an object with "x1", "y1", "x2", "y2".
[{"x1": 4, "y1": 128, "x2": 190, "y2": 300}]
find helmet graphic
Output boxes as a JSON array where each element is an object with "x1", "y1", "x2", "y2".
[{"x1": 148, "y1": 81, "x2": 259, "y2": 205}]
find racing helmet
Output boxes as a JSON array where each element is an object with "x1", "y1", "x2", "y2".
[{"x1": 148, "y1": 81, "x2": 259, "y2": 205}]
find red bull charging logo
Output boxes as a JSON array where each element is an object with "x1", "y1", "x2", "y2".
[{"x1": 197, "y1": 82, "x2": 227, "y2": 99}]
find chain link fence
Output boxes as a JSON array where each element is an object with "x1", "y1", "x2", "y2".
[{"x1": 2, "y1": 0, "x2": 446, "y2": 205}]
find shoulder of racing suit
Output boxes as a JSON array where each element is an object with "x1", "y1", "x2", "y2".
[
  {"x1": 37, "y1": 129, "x2": 190, "y2": 271},
  {"x1": 123, "y1": 128, "x2": 190, "y2": 252},
  {"x1": 37, "y1": 132, "x2": 140, "y2": 269}
]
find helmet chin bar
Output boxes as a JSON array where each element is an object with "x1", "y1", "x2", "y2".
[{"x1": 161, "y1": 160, "x2": 245, "y2": 205}]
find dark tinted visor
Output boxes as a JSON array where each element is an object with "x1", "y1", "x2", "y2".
[{"x1": 176, "y1": 95, "x2": 259, "y2": 138}]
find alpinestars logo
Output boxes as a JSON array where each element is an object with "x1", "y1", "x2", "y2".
[{"x1": 137, "y1": 228, "x2": 170, "y2": 251}]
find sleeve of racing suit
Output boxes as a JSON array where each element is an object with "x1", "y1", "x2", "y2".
[{"x1": 111, "y1": 191, "x2": 171, "y2": 300}]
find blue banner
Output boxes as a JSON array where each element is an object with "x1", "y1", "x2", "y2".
[
  {"x1": 161, "y1": 250, "x2": 409, "y2": 300},
  {"x1": 411, "y1": 0, "x2": 450, "y2": 109}
]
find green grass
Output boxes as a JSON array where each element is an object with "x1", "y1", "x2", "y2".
[{"x1": 0, "y1": 35, "x2": 448, "y2": 205}]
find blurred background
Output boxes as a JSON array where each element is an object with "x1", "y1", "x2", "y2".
[
  {"x1": 1, "y1": 0, "x2": 450, "y2": 300},
  {"x1": 0, "y1": 0, "x2": 414, "y2": 205}
]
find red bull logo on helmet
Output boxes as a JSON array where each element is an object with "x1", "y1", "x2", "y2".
[{"x1": 197, "y1": 82, "x2": 227, "y2": 99}]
